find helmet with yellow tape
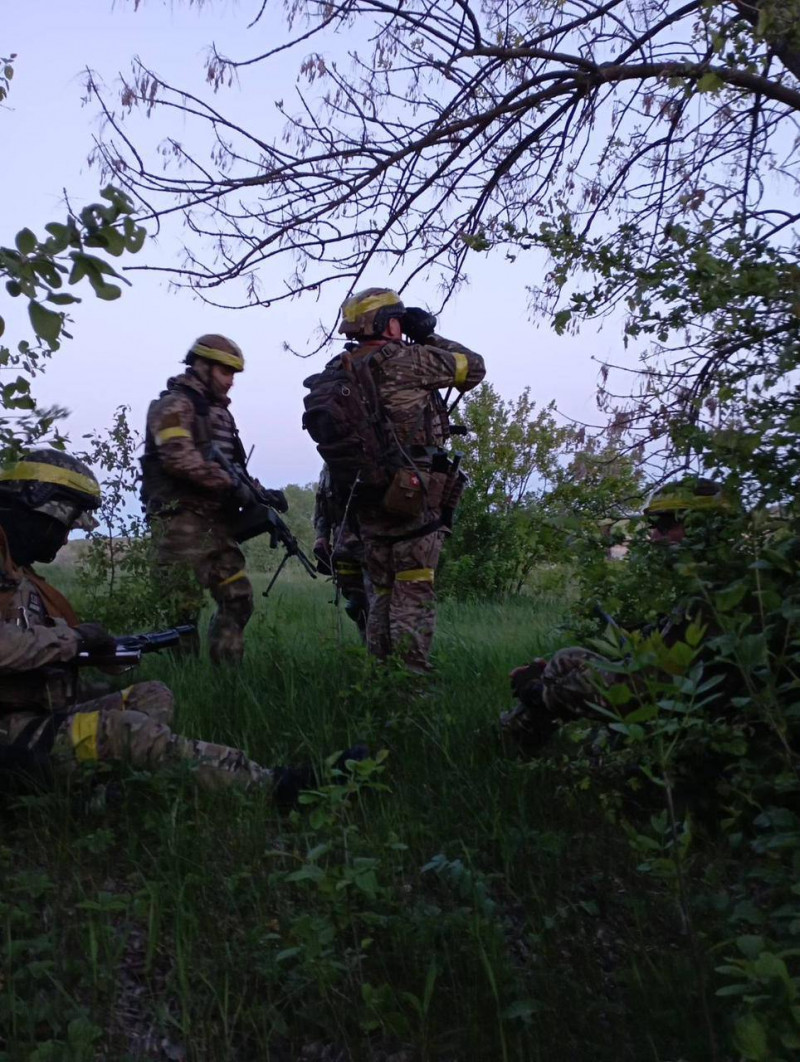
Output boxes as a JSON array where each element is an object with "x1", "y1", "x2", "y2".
[
  {"x1": 337, "y1": 288, "x2": 405, "y2": 339},
  {"x1": 186, "y1": 334, "x2": 245, "y2": 372},
  {"x1": 643, "y1": 477, "x2": 729, "y2": 518},
  {"x1": 0, "y1": 449, "x2": 101, "y2": 531}
]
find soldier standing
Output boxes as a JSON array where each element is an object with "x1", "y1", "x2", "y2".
[
  {"x1": 141, "y1": 334, "x2": 286, "y2": 664},
  {"x1": 305, "y1": 289, "x2": 485, "y2": 674},
  {"x1": 313, "y1": 464, "x2": 372, "y2": 639},
  {"x1": 0, "y1": 449, "x2": 318, "y2": 798}
]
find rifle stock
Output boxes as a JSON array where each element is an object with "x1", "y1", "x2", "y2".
[{"x1": 78, "y1": 625, "x2": 197, "y2": 666}]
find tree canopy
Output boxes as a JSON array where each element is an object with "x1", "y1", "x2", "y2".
[{"x1": 89, "y1": 1, "x2": 800, "y2": 468}]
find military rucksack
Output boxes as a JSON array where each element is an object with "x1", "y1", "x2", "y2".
[{"x1": 302, "y1": 346, "x2": 400, "y2": 507}]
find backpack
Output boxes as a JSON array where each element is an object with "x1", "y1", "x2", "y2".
[{"x1": 302, "y1": 347, "x2": 400, "y2": 506}]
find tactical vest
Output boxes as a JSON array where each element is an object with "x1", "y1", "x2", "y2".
[{"x1": 141, "y1": 380, "x2": 246, "y2": 515}]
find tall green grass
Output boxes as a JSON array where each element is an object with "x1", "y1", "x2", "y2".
[{"x1": 2, "y1": 574, "x2": 715, "y2": 1061}]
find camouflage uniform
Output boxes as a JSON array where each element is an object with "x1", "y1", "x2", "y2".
[
  {"x1": 0, "y1": 530, "x2": 274, "y2": 791},
  {"x1": 500, "y1": 648, "x2": 620, "y2": 750},
  {"x1": 142, "y1": 365, "x2": 253, "y2": 663},
  {"x1": 348, "y1": 334, "x2": 485, "y2": 672},
  {"x1": 314, "y1": 465, "x2": 372, "y2": 639}
]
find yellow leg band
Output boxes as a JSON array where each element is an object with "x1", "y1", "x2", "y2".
[
  {"x1": 70, "y1": 711, "x2": 100, "y2": 763},
  {"x1": 217, "y1": 569, "x2": 247, "y2": 588},
  {"x1": 375, "y1": 585, "x2": 393, "y2": 596},
  {"x1": 121, "y1": 686, "x2": 133, "y2": 707},
  {"x1": 396, "y1": 568, "x2": 435, "y2": 583},
  {"x1": 335, "y1": 564, "x2": 362, "y2": 576}
]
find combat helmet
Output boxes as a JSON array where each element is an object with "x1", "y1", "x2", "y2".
[
  {"x1": 337, "y1": 288, "x2": 405, "y2": 339},
  {"x1": 187, "y1": 334, "x2": 245, "y2": 372},
  {"x1": 643, "y1": 477, "x2": 729, "y2": 517},
  {"x1": 0, "y1": 449, "x2": 101, "y2": 531}
]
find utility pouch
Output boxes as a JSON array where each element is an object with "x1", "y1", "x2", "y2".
[{"x1": 382, "y1": 468, "x2": 429, "y2": 518}]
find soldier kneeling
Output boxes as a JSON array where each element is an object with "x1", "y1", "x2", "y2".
[{"x1": 0, "y1": 450, "x2": 359, "y2": 802}]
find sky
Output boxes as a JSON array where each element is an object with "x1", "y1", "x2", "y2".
[{"x1": 2, "y1": 0, "x2": 622, "y2": 490}]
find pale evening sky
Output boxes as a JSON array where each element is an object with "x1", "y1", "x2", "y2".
[{"x1": 2, "y1": 0, "x2": 623, "y2": 489}]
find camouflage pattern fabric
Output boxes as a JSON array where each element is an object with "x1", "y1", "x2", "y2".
[
  {"x1": 500, "y1": 647, "x2": 622, "y2": 750},
  {"x1": 143, "y1": 372, "x2": 237, "y2": 517},
  {"x1": 347, "y1": 331, "x2": 483, "y2": 672},
  {"x1": 1, "y1": 680, "x2": 274, "y2": 792},
  {"x1": 152, "y1": 509, "x2": 253, "y2": 664},
  {"x1": 348, "y1": 333, "x2": 485, "y2": 449},
  {"x1": 358, "y1": 506, "x2": 445, "y2": 674}
]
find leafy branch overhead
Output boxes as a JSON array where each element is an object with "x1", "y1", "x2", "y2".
[
  {"x1": 88, "y1": 0, "x2": 800, "y2": 464},
  {"x1": 90, "y1": 1, "x2": 799, "y2": 304},
  {"x1": 0, "y1": 184, "x2": 145, "y2": 459}
]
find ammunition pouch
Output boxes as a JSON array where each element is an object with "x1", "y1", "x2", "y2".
[{"x1": 383, "y1": 468, "x2": 430, "y2": 518}]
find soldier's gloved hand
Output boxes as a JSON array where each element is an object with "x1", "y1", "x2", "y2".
[
  {"x1": 402, "y1": 307, "x2": 438, "y2": 344},
  {"x1": 262, "y1": 488, "x2": 288, "y2": 514},
  {"x1": 75, "y1": 622, "x2": 116, "y2": 656}
]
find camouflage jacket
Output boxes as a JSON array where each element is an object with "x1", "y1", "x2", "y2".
[
  {"x1": 0, "y1": 528, "x2": 81, "y2": 712},
  {"x1": 344, "y1": 334, "x2": 485, "y2": 451},
  {"x1": 142, "y1": 372, "x2": 242, "y2": 516}
]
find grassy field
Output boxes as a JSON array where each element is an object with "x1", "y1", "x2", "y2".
[{"x1": 2, "y1": 571, "x2": 719, "y2": 1061}]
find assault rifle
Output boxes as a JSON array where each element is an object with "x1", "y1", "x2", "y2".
[
  {"x1": 78, "y1": 625, "x2": 197, "y2": 667},
  {"x1": 206, "y1": 444, "x2": 317, "y2": 597}
]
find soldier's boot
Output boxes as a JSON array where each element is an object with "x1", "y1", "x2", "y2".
[
  {"x1": 273, "y1": 744, "x2": 371, "y2": 810},
  {"x1": 208, "y1": 593, "x2": 253, "y2": 665},
  {"x1": 500, "y1": 681, "x2": 560, "y2": 757},
  {"x1": 344, "y1": 590, "x2": 369, "y2": 641}
]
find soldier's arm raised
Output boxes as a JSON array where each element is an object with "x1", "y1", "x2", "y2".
[
  {"x1": 0, "y1": 619, "x2": 81, "y2": 672},
  {"x1": 148, "y1": 393, "x2": 234, "y2": 492},
  {"x1": 411, "y1": 337, "x2": 486, "y2": 394}
]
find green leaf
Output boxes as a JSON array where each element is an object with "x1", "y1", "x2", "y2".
[
  {"x1": 28, "y1": 301, "x2": 62, "y2": 345},
  {"x1": 15, "y1": 228, "x2": 36, "y2": 255},
  {"x1": 733, "y1": 1013, "x2": 768, "y2": 1060},
  {"x1": 696, "y1": 71, "x2": 723, "y2": 94},
  {"x1": 736, "y1": 936, "x2": 766, "y2": 959}
]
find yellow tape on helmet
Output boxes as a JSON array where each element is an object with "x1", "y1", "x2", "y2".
[
  {"x1": 0, "y1": 461, "x2": 101, "y2": 499},
  {"x1": 645, "y1": 493, "x2": 728, "y2": 514},
  {"x1": 191, "y1": 342, "x2": 245, "y2": 372},
  {"x1": 342, "y1": 291, "x2": 402, "y2": 322}
]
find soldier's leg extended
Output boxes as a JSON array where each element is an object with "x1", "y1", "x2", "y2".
[
  {"x1": 362, "y1": 525, "x2": 444, "y2": 674},
  {"x1": 53, "y1": 681, "x2": 274, "y2": 791},
  {"x1": 154, "y1": 511, "x2": 253, "y2": 663},
  {"x1": 202, "y1": 539, "x2": 253, "y2": 664},
  {"x1": 334, "y1": 558, "x2": 370, "y2": 640},
  {"x1": 360, "y1": 536, "x2": 393, "y2": 661},
  {"x1": 152, "y1": 513, "x2": 208, "y2": 655}
]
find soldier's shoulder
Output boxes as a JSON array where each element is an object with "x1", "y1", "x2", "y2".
[{"x1": 149, "y1": 385, "x2": 197, "y2": 422}]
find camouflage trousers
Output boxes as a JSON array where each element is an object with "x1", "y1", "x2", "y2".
[
  {"x1": 152, "y1": 509, "x2": 253, "y2": 664},
  {"x1": 0, "y1": 681, "x2": 274, "y2": 791},
  {"x1": 358, "y1": 508, "x2": 445, "y2": 674},
  {"x1": 331, "y1": 523, "x2": 372, "y2": 640},
  {"x1": 500, "y1": 647, "x2": 619, "y2": 750}
]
